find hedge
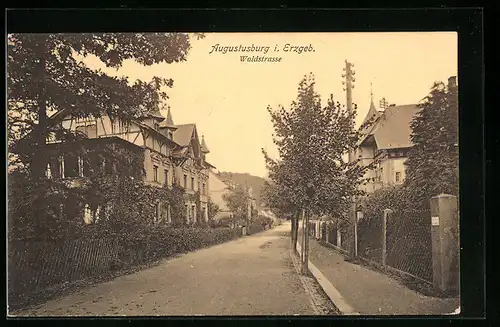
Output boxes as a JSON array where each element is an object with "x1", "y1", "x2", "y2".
[
  {"x1": 114, "y1": 226, "x2": 243, "y2": 268},
  {"x1": 8, "y1": 225, "x2": 243, "y2": 305}
]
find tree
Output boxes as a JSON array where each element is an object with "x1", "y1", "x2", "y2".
[
  {"x1": 7, "y1": 33, "x2": 203, "y2": 234},
  {"x1": 8, "y1": 33, "x2": 203, "y2": 178},
  {"x1": 261, "y1": 178, "x2": 300, "y2": 251},
  {"x1": 207, "y1": 198, "x2": 220, "y2": 222},
  {"x1": 262, "y1": 74, "x2": 371, "y2": 260},
  {"x1": 222, "y1": 184, "x2": 250, "y2": 227},
  {"x1": 404, "y1": 78, "x2": 459, "y2": 209}
]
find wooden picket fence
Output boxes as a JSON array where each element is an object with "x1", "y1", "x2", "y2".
[{"x1": 8, "y1": 237, "x2": 120, "y2": 298}]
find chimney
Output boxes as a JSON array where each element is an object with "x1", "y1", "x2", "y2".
[{"x1": 448, "y1": 76, "x2": 457, "y2": 88}]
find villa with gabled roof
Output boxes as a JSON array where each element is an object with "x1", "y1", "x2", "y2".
[
  {"x1": 39, "y1": 105, "x2": 215, "y2": 225},
  {"x1": 354, "y1": 93, "x2": 421, "y2": 193}
]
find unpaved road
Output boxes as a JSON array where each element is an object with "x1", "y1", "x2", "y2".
[{"x1": 12, "y1": 223, "x2": 336, "y2": 316}]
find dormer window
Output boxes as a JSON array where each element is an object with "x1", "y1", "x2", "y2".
[{"x1": 168, "y1": 131, "x2": 173, "y2": 139}]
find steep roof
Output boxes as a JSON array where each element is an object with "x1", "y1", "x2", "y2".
[
  {"x1": 200, "y1": 135, "x2": 210, "y2": 153},
  {"x1": 358, "y1": 99, "x2": 382, "y2": 141},
  {"x1": 166, "y1": 107, "x2": 174, "y2": 125},
  {"x1": 159, "y1": 107, "x2": 176, "y2": 129},
  {"x1": 362, "y1": 100, "x2": 381, "y2": 127},
  {"x1": 148, "y1": 109, "x2": 165, "y2": 121},
  {"x1": 172, "y1": 124, "x2": 196, "y2": 147},
  {"x1": 361, "y1": 104, "x2": 421, "y2": 150}
]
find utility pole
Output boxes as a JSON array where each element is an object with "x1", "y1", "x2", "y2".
[{"x1": 342, "y1": 59, "x2": 358, "y2": 260}]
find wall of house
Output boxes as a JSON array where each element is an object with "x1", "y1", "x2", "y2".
[
  {"x1": 370, "y1": 156, "x2": 407, "y2": 191},
  {"x1": 58, "y1": 113, "x2": 211, "y2": 224},
  {"x1": 358, "y1": 144, "x2": 409, "y2": 193},
  {"x1": 170, "y1": 156, "x2": 210, "y2": 223},
  {"x1": 387, "y1": 157, "x2": 407, "y2": 185},
  {"x1": 208, "y1": 171, "x2": 231, "y2": 220},
  {"x1": 358, "y1": 144, "x2": 377, "y2": 193},
  {"x1": 143, "y1": 149, "x2": 173, "y2": 186}
]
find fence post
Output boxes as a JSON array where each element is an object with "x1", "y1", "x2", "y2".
[
  {"x1": 314, "y1": 221, "x2": 317, "y2": 238},
  {"x1": 430, "y1": 194, "x2": 459, "y2": 294},
  {"x1": 300, "y1": 209, "x2": 305, "y2": 264},
  {"x1": 337, "y1": 228, "x2": 342, "y2": 248},
  {"x1": 382, "y1": 209, "x2": 392, "y2": 267}
]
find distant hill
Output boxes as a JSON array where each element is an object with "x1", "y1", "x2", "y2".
[{"x1": 217, "y1": 172, "x2": 268, "y2": 209}]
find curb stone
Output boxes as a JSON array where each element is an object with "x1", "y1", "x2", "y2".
[{"x1": 296, "y1": 242, "x2": 360, "y2": 316}]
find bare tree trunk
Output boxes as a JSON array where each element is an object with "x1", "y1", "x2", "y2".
[
  {"x1": 31, "y1": 35, "x2": 49, "y2": 238},
  {"x1": 301, "y1": 208, "x2": 310, "y2": 274},
  {"x1": 31, "y1": 35, "x2": 49, "y2": 183},
  {"x1": 291, "y1": 211, "x2": 299, "y2": 254}
]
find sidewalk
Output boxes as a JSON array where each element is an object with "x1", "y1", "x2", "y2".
[{"x1": 306, "y1": 238, "x2": 459, "y2": 315}]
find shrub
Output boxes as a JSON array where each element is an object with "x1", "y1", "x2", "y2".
[
  {"x1": 209, "y1": 215, "x2": 237, "y2": 228},
  {"x1": 360, "y1": 185, "x2": 411, "y2": 222},
  {"x1": 8, "y1": 225, "x2": 243, "y2": 304},
  {"x1": 248, "y1": 222, "x2": 265, "y2": 235},
  {"x1": 111, "y1": 225, "x2": 243, "y2": 267},
  {"x1": 247, "y1": 215, "x2": 272, "y2": 235}
]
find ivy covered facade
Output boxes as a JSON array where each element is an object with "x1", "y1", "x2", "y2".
[{"x1": 39, "y1": 106, "x2": 215, "y2": 227}]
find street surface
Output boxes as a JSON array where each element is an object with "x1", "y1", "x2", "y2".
[{"x1": 13, "y1": 223, "x2": 336, "y2": 316}]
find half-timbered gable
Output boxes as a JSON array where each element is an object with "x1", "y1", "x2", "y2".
[{"x1": 37, "y1": 105, "x2": 215, "y2": 226}]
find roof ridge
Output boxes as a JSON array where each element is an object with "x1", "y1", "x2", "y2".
[{"x1": 175, "y1": 123, "x2": 196, "y2": 126}]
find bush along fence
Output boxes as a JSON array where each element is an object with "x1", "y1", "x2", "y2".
[
  {"x1": 309, "y1": 194, "x2": 460, "y2": 297},
  {"x1": 8, "y1": 225, "x2": 243, "y2": 309}
]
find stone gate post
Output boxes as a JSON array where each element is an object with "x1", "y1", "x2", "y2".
[{"x1": 430, "y1": 194, "x2": 460, "y2": 294}]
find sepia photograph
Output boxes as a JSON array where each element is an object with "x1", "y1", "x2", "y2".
[{"x1": 7, "y1": 31, "x2": 460, "y2": 317}]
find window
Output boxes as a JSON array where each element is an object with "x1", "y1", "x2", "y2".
[
  {"x1": 153, "y1": 165, "x2": 159, "y2": 182},
  {"x1": 192, "y1": 205, "x2": 196, "y2": 222},
  {"x1": 168, "y1": 131, "x2": 173, "y2": 139},
  {"x1": 76, "y1": 124, "x2": 97, "y2": 138},
  {"x1": 161, "y1": 203, "x2": 171, "y2": 223},
  {"x1": 78, "y1": 156, "x2": 84, "y2": 177},
  {"x1": 50, "y1": 158, "x2": 61, "y2": 178},
  {"x1": 191, "y1": 177, "x2": 195, "y2": 190},
  {"x1": 46, "y1": 163, "x2": 52, "y2": 179},
  {"x1": 395, "y1": 172, "x2": 401, "y2": 183},
  {"x1": 59, "y1": 156, "x2": 65, "y2": 178},
  {"x1": 154, "y1": 203, "x2": 160, "y2": 224},
  {"x1": 202, "y1": 207, "x2": 207, "y2": 222},
  {"x1": 183, "y1": 174, "x2": 188, "y2": 188},
  {"x1": 94, "y1": 205, "x2": 104, "y2": 224},
  {"x1": 164, "y1": 169, "x2": 169, "y2": 186},
  {"x1": 154, "y1": 123, "x2": 159, "y2": 130},
  {"x1": 64, "y1": 153, "x2": 79, "y2": 178},
  {"x1": 83, "y1": 204, "x2": 93, "y2": 225},
  {"x1": 185, "y1": 204, "x2": 189, "y2": 223},
  {"x1": 202, "y1": 183, "x2": 206, "y2": 195}
]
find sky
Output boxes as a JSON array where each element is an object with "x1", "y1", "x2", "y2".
[{"x1": 81, "y1": 32, "x2": 457, "y2": 178}]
